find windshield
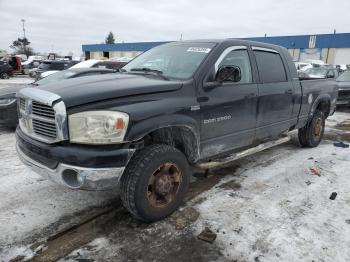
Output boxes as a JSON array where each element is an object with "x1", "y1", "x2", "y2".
[
  {"x1": 35, "y1": 70, "x2": 76, "y2": 85},
  {"x1": 337, "y1": 71, "x2": 350, "y2": 82},
  {"x1": 122, "y1": 42, "x2": 216, "y2": 80},
  {"x1": 305, "y1": 68, "x2": 328, "y2": 76}
]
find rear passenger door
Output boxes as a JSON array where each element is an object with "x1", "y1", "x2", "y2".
[{"x1": 252, "y1": 47, "x2": 294, "y2": 139}]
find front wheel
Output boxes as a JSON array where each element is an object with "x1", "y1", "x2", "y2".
[
  {"x1": 120, "y1": 144, "x2": 190, "y2": 222},
  {"x1": 298, "y1": 110, "x2": 325, "y2": 147}
]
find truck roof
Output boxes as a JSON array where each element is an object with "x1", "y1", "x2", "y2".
[{"x1": 175, "y1": 38, "x2": 285, "y2": 50}]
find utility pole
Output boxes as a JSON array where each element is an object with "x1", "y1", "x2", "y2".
[{"x1": 21, "y1": 19, "x2": 26, "y2": 55}]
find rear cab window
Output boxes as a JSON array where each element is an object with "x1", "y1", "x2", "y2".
[{"x1": 253, "y1": 47, "x2": 287, "y2": 83}]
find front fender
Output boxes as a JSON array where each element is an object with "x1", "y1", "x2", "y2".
[{"x1": 125, "y1": 114, "x2": 200, "y2": 142}]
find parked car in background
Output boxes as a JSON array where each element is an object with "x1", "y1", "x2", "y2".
[
  {"x1": 0, "y1": 60, "x2": 14, "y2": 79},
  {"x1": 32, "y1": 68, "x2": 116, "y2": 86},
  {"x1": 8, "y1": 56, "x2": 22, "y2": 75},
  {"x1": 71, "y1": 59, "x2": 129, "y2": 70},
  {"x1": 301, "y1": 67, "x2": 339, "y2": 79},
  {"x1": 298, "y1": 60, "x2": 327, "y2": 72},
  {"x1": 294, "y1": 62, "x2": 311, "y2": 71},
  {"x1": 305, "y1": 59, "x2": 325, "y2": 66},
  {"x1": 0, "y1": 68, "x2": 115, "y2": 128},
  {"x1": 35, "y1": 60, "x2": 78, "y2": 80},
  {"x1": 28, "y1": 67, "x2": 38, "y2": 78},
  {"x1": 334, "y1": 64, "x2": 348, "y2": 73},
  {"x1": 109, "y1": 57, "x2": 133, "y2": 63},
  {"x1": 21, "y1": 56, "x2": 44, "y2": 75},
  {"x1": 336, "y1": 70, "x2": 350, "y2": 106}
]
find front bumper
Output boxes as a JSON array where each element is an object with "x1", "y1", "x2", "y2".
[
  {"x1": 337, "y1": 89, "x2": 350, "y2": 106},
  {"x1": 17, "y1": 143, "x2": 126, "y2": 190},
  {"x1": 336, "y1": 100, "x2": 350, "y2": 106},
  {"x1": 16, "y1": 127, "x2": 135, "y2": 190}
]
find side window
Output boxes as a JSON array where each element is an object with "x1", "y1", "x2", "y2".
[
  {"x1": 327, "y1": 70, "x2": 334, "y2": 78},
  {"x1": 52, "y1": 63, "x2": 65, "y2": 70},
  {"x1": 217, "y1": 49, "x2": 252, "y2": 83},
  {"x1": 253, "y1": 50, "x2": 287, "y2": 83}
]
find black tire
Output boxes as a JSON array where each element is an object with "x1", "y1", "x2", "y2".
[
  {"x1": 120, "y1": 144, "x2": 190, "y2": 222},
  {"x1": 0, "y1": 72, "x2": 9, "y2": 79},
  {"x1": 298, "y1": 110, "x2": 325, "y2": 147}
]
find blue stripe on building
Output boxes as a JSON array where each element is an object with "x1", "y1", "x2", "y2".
[
  {"x1": 82, "y1": 33, "x2": 350, "y2": 52},
  {"x1": 82, "y1": 41, "x2": 169, "y2": 52}
]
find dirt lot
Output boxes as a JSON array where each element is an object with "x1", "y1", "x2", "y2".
[{"x1": 0, "y1": 78, "x2": 350, "y2": 262}]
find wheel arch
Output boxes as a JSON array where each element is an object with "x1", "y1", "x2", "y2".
[
  {"x1": 309, "y1": 94, "x2": 331, "y2": 119},
  {"x1": 125, "y1": 114, "x2": 200, "y2": 163}
]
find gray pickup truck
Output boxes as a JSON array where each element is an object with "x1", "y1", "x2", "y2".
[{"x1": 16, "y1": 39, "x2": 338, "y2": 221}]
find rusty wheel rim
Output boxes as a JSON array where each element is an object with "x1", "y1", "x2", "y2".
[
  {"x1": 147, "y1": 163, "x2": 182, "y2": 208},
  {"x1": 314, "y1": 117, "x2": 323, "y2": 139}
]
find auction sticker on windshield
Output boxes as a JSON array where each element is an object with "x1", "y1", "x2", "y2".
[{"x1": 187, "y1": 47, "x2": 211, "y2": 53}]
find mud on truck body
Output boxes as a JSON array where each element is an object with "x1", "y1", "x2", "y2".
[{"x1": 16, "y1": 39, "x2": 338, "y2": 221}]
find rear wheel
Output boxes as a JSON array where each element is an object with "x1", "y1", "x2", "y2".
[
  {"x1": 120, "y1": 144, "x2": 190, "y2": 222},
  {"x1": 298, "y1": 110, "x2": 325, "y2": 147}
]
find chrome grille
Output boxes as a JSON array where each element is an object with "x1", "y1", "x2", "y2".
[
  {"x1": 17, "y1": 88, "x2": 68, "y2": 144},
  {"x1": 19, "y1": 98, "x2": 26, "y2": 111},
  {"x1": 32, "y1": 101, "x2": 55, "y2": 119},
  {"x1": 32, "y1": 118, "x2": 57, "y2": 138},
  {"x1": 30, "y1": 101, "x2": 57, "y2": 138}
]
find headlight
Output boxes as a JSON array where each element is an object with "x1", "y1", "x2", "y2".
[
  {"x1": 0, "y1": 97, "x2": 16, "y2": 106},
  {"x1": 68, "y1": 111, "x2": 129, "y2": 144}
]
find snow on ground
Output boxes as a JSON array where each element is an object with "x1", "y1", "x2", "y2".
[
  {"x1": 0, "y1": 110, "x2": 349, "y2": 261},
  {"x1": 59, "y1": 111, "x2": 350, "y2": 262},
  {"x1": 0, "y1": 130, "x2": 119, "y2": 253},
  {"x1": 194, "y1": 142, "x2": 350, "y2": 262},
  {"x1": 0, "y1": 77, "x2": 33, "y2": 88}
]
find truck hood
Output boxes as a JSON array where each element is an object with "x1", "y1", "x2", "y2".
[{"x1": 37, "y1": 73, "x2": 183, "y2": 108}]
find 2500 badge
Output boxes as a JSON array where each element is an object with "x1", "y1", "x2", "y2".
[{"x1": 203, "y1": 115, "x2": 232, "y2": 124}]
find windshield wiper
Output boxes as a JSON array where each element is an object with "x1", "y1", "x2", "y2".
[{"x1": 129, "y1": 67, "x2": 168, "y2": 80}]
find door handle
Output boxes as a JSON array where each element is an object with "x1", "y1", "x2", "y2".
[{"x1": 285, "y1": 89, "x2": 293, "y2": 95}]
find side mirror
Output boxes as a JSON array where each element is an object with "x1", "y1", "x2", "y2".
[
  {"x1": 216, "y1": 65, "x2": 241, "y2": 83},
  {"x1": 327, "y1": 74, "x2": 334, "y2": 78}
]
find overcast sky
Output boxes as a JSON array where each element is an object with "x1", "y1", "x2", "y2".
[{"x1": 1, "y1": 0, "x2": 350, "y2": 56}]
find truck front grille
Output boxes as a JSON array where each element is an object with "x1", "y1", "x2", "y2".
[
  {"x1": 32, "y1": 101, "x2": 56, "y2": 119},
  {"x1": 32, "y1": 118, "x2": 57, "y2": 138},
  {"x1": 17, "y1": 88, "x2": 68, "y2": 144},
  {"x1": 29, "y1": 101, "x2": 57, "y2": 138},
  {"x1": 19, "y1": 98, "x2": 26, "y2": 111}
]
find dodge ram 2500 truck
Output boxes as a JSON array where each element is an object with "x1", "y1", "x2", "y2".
[{"x1": 16, "y1": 40, "x2": 338, "y2": 222}]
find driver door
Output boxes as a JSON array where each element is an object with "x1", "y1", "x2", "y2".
[{"x1": 199, "y1": 46, "x2": 258, "y2": 159}]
